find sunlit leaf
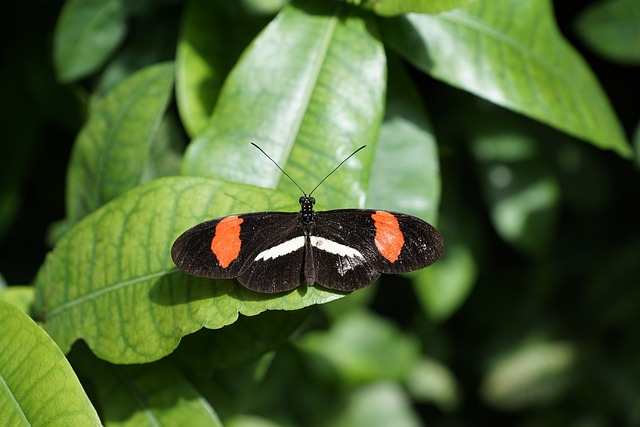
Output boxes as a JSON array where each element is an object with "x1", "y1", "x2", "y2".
[
  {"x1": 381, "y1": 0, "x2": 632, "y2": 158},
  {"x1": 182, "y1": 0, "x2": 386, "y2": 208},
  {"x1": 176, "y1": 0, "x2": 271, "y2": 137},
  {"x1": 66, "y1": 62, "x2": 175, "y2": 225},
  {"x1": 362, "y1": 0, "x2": 477, "y2": 16},
  {"x1": 0, "y1": 286, "x2": 33, "y2": 314},
  {"x1": 0, "y1": 301, "x2": 101, "y2": 426}
]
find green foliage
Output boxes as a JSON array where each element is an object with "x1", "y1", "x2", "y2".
[
  {"x1": 0, "y1": 302, "x2": 101, "y2": 426},
  {"x1": 1, "y1": 0, "x2": 638, "y2": 425}
]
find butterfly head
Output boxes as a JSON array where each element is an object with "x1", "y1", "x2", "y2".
[{"x1": 299, "y1": 196, "x2": 315, "y2": 225}]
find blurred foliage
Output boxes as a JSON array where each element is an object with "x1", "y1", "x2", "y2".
[{"x1": 1, "y1": 0, "x2": 639, "y2": 426}]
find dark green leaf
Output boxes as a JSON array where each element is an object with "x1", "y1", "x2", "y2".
[
  {"x1": 575, "y1": 0, "x2": 640, "y2": 65},
  {"x1": 0, "y1": 301, "x2": 101, "y2": 426},
  {"x1": 172, "y1": 309, "x2": 310, "y2": 372},
  {"x1": 176, "y1": 0, "x2": 271, "y2": 137},
  {"x1": 36, "y1": 177, "x2": 342, "y2": 364},
  {"x1": 70, "y1": 343, "x2": 223, "y2": 426},
  {"x1": 381, "y1": 0, "x2": 632, "y2": 158},
  {"x1": 182, "y1": 0, "x2": 386, "y2": 208},
  {"x1": 66, "y1": 62, "x2": 175, "y2": 225},
  {"x1": 298, "y1": 309, "x2": 420, "y2": 384},
  {"x1": 470, "y1": 124, "x2": 560, "y2": 256},
  {"x1": 54, "y1": 0, "x2": 127, "y2": 82}
]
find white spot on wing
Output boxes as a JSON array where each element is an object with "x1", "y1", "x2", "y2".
[
  {"x1": 311, "y1": 236, "x2": 364, "y2": 259},
  {"x1": 255, "y1": 236, "x2": 305, "y2": 261}
]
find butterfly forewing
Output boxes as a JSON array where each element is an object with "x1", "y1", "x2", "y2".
[{"x1": 171, "y1": 212, "x2": 302, "y2": 285}]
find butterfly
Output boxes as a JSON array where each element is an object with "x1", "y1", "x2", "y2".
[{"x1": 171, "y1": 144, "x2": 443, "y2": 293}]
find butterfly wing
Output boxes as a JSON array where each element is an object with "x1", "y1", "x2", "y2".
[
  {"x1": 311, "y1": 209, "x2": 444, "y2": 291},
  {"x1": 171, "y1": 212, "x2": 305, "y2": 293}
]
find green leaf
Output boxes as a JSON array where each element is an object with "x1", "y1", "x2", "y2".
[
  {"x1": 0, "y1": 286, "x2": 34, "y2": 315},
  {"x1": 380, "y1": 0, "x2": 632, "y2": 158},
  {"x1": 172, "y1": 310, "x2": 309, "y2": 372},
  {"x1": 36, "y1": 177, "x2": 342, "y2": 364},
  {"x1": 413, "y1": 153, "x2": 480, "y2": 321},
  {"x1": 54, "y1": 0, "x2": 127, "y2": 82},
  {"x1": 405, "y1": 357, "x2": 460, "y2": 411},
  {"x1": 0, "y1": 301, "x2": 101, "y2": 426},
  {"x1": 362, "y1": 0, "x2": 478, "y2": 16},
  {"x1": 176, "y1": 0, "x2": 271, "y2": 137},
  {"x1": 66, "y1": 62, "x2": 175, "y2": 225},
  {"x1": 413, "y1": 236, "x2": 476, "y2": 321},
  {"x1": 480, "y1": 340, "x2": 576, "y2": 410},
  {"x1": 298, "y1": 309, "x2": 420, "y2": 384},
  {"x1": 367, "y1": 54, "x2": 440, "y2": 222},
  {"x1": 575, "y1": 0, "x2": 640, "y2": 65},
  {"x1": 70, "y1": 343, "x2": 222, "y2": 427},
  {"x1": 326, "y1": 382, "x2": 421, "y2": 427},
  {"x1": 182, "y1": 0, "x2": 386, "y2": 208},
  {"x1": 470, "y1": 126, "x2": 561, "y2": 256}
]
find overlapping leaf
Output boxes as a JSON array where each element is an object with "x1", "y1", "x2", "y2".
[
  {"x1": 66, "y1": 62, "x2": 175, "y2": 225},
  {"x1": 70, "y1": 344, "x2": 222, "y2": 426},
  {"x1": 182, "y1": 0, "x2": 386, "y2": 208},
  {"x1": 176, "y1": 0, "x2": 271, "y2": 137},
  {"x1": 53, "y1": 0, "x2": 126, "y2": 82},
  {"x1": 363, "y1": 0, "x2": 477, "y2": 16},
  {"x1": 380, "y1": 0, "x2": 632, "y2": 158},
  {"x1": 575, "y1": 0, "x2": 640, "y2": 64},
  {"x1": 0, "y1": 301, "x2": 101, "y2": 426}
]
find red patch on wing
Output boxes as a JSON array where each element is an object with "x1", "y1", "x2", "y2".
[
  {"x1": 372, "y1": 211, "x2": 404, "y2": 263},
  {"x1": 210, "y1": 216, "x2": 244, "y2": 268}
]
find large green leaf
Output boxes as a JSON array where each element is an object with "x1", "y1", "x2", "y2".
[
  {"x1": 575, "y1": 0, "x2": 640, "y2": 65},
  {"x1": 53, "y1": 0, "x2": 127, "y2": 82},
  {"x1": 66, "y1": 62, "x2": 175, "y2": 225},
  {"x1": 176, "y1": 0, "x2": 271, "y2": 137},
  {"x1": 380, "y1": 0, "x2": 632, "y2": 158},
  {"x1": 36, "y1": 177, "x2": 342, "y2": 364},
  {"x1": 0, "y1": 301, "x2": 101, "y2": 426},
  {"x1": 362, "y1": 0, "x2": 477, "y2": 16},
  {"x1": 367, "y1": 54, "x2": 440, "y2": 222},
  {"x1": 182, "y1": 0, "x2": 386, "y2": 208},
  {"x1": 70, "y1": 344, "x2": 222, "y2": 427}
]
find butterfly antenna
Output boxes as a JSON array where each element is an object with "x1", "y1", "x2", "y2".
[
  {"x1": 308, "y1": 145, "x2": 366, "y2": 196},
  {"x1": 251, "y1": 143, "x2": 307, "y2": 195}
]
